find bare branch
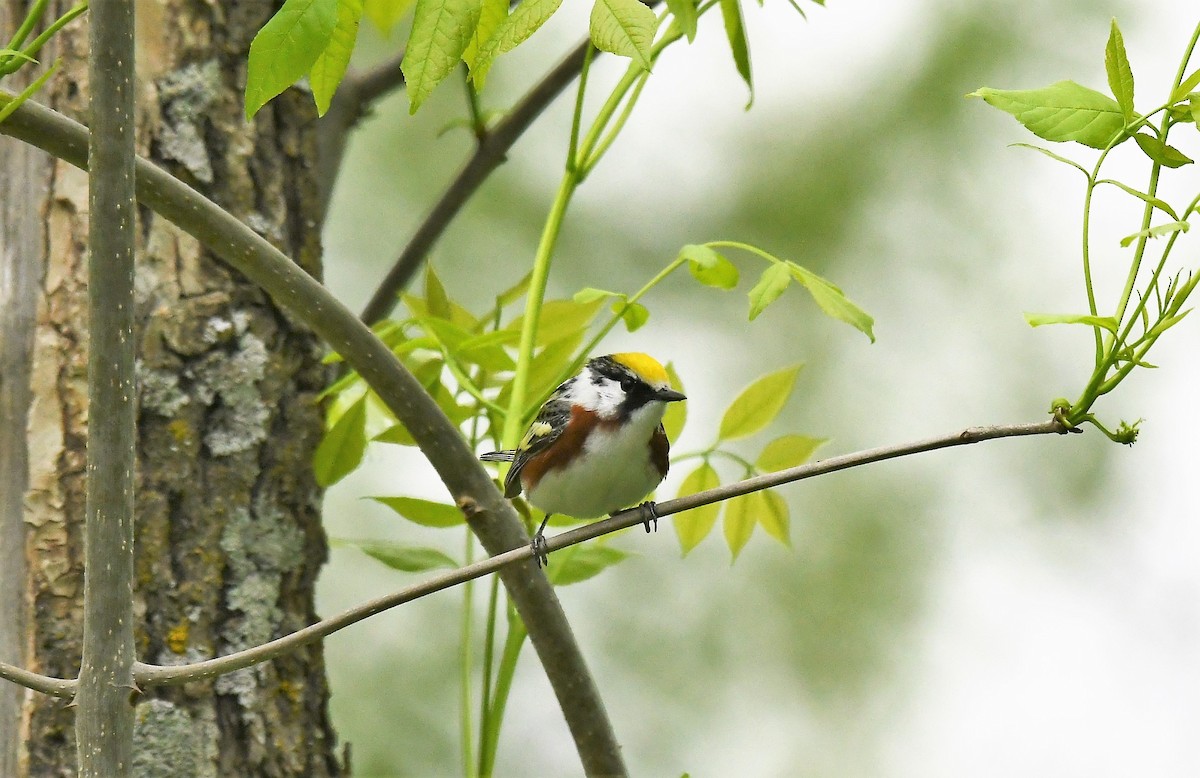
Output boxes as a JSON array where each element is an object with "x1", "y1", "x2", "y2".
[
  {"x1": 133, "y1": 419, "x2": 1074, "y2": 683},
  {"x1": 0, "y1": 96, "x2": 626, "y2": 777},
  {"x1": 358, "y1": 38, "x2": 592, "y2": 324},
  {"x1": 0, "y1": 662, "x2": 76, "y2": 699}
]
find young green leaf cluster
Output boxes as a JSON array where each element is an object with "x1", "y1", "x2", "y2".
[
  {"x1": 244, "y1": 0, "x2": 828, "y2": 119},
  {"x1": 971, "y1": 18, "x2": 1200, "y2": 442},
  {"x1": 672, "y1": 365, "x2": 825, "y2": 558}
]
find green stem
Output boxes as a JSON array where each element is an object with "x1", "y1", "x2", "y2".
[
  {"x1": 501, "y1": 172, "x2": 578, "y2": 449},
  {"x1": 459, "y1": 531, "x2": 476, "y2": 778},
  {"x1": 462, "y1": 63, "x2": 487, "y2": 142},
  {"x1": 527, "y1": 257, "x2": 687, "y2": 418},
  {"x1": 1, "y1": 2, "x2": 87, "y2": 78},
  {"x1": 3, "y1": 0, "x2": 49, "y2": 54},
  {"x1": 580, "y1": 70, "x2": 651, "y2": 176},
  {"x1": 566, "y1": 44, "x2": 594, "y2": 171},
  {"x1": 476, "y1": 576, "x2": 501, "y2": 776},
  {"x1": 479, "y1": 609, "x2": 528, "y2": 776},
  {"x1": 705, "y1": 239, "x2": 783, "y2": 264}
]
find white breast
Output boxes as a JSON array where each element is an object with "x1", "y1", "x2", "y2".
[{"x1": 525, "y1": 401, "x2": 667, "y2": 518}]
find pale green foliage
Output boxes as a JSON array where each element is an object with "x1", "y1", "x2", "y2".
[
  {"x1": 588, "y1": 0, "x2": 656, "y2": 70},
  {"x1": 719, "y1": 365, "x2": 803, "y2": 441},
  {"x1": 311, "y1": 0, "x2": 364, "y2": 115},
  {"x1": 968, "y1": 82, "x2": 1125, "y2": 149},
  {"x1": 364, "y1": 0, "x2": 416, "y2": 34},
  {"x1": 673, "y1": 463, "x2": 721, "y2": 554},
  {"x1": 245, "y1": 0, "x2": 339, "y2": 119},
  {"x1": 974, "y1": 17, "x2": 1200, "y2": 441},
  {"x1": 402, "y1": 0, "x2": 483, "y2": 113},
  {"x1": 338, "y1": 539, "x2": 459, "y2": 571}
]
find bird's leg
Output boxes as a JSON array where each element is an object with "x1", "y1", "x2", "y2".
[
  {"x1": 531, "y1": 514, "x2": 552, "y2": 568},
  {"x1": 637, "y1": 501, "x2": 659, "y2": 533}
]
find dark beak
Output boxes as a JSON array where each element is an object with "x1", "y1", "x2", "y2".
[{"x1": 656, "y1": 388, "x2": 687, "y2": 403}]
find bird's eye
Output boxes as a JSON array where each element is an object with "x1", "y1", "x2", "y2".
[{"x1": 619, "y1": 377, "x2": 636, "y2": 393}]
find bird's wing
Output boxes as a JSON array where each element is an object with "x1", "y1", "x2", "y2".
[{"x1": 501, "y1": 391, "x2": 572, "y2": 498}]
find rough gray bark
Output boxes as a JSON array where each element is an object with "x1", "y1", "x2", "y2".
[
  {"x1": 0, "y1": 45, "x2": 51, "y2": 778},
  {"x1": 2, "y1": 0, "x2": 340, "y2": 774}
]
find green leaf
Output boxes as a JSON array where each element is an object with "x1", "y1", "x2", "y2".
[
  {"x1": 245, "y1": 0, "x2": 340, "y2": 119},
  {"x1": 310, "y1": 0, "x2": 364, "y2": 115},
  {"x1": 664, "y1": 0, "x2": 697, "y2": 42},
  {"x1": 369, "y1": 496, "x2": 466, "y2": 527},
  {"x1": 468, "y1": 0, "x2": 565, "y2": 89},
  {"x1": 718, "y1": 0, "x2": 752, "y2": 108},
  {"x1": 547, "y1": 545, "x2": 630, "y2": 585},
  {"x1": 718, "y1": 364, "x2": 803, "y2": 441},
  {"x1": 1095, "y1": 179, "x2": 1179, "y2": 220},
  {"x1": 968, "y1": 81, "x2": 1125, "y2": 150},
  {"x1": 747, "y1": 263, "x2": 791, "y2": 320},
  {"x1": 425, "y1": 264, "x2": 454, "y2": 320},
  {"x1": 788, "y1": 263, "x2": 876, "y2": 341},
  {"x1": 1119, "y1": 220, "x2": 1190, "y2": 248},
  {"x1": 505, "y1": 298, "x2": 604, "y2": 347},
  {"x1": 723, "y1": 493, "x2": 755, "y2": 559},
  {"x1": 364, "y1": 0, "x2": 417, "y2": 33},
  {"x1": 1146, "y1": 309, "x2": 1192, "y2": 339},
  {"x1": 463, "y1": 0, "x2": 508, "y2": 67},
  {"x1": 314, "y1": 394, "x2": 368, "y2": 486},
  {"x1": 0, "y1": 49, "x2": 38, "y2": 66},
  {"x1": 1009, "y1": 142, "x2": 1090, "y2": 177},
  {"x1": 758, "y1": 490, "x2": 790, "y2": 547},
  {"x1": 589, "y1": 0, "x2": 655, "y2": 70},
  {"x1": 0, "y1": 57, "x2": 59, "y2": 125},
  {"x1": 1131, "y1": 133, "x2": 1193, "y2": 169},
  {"x1": 374, "y1": 422, "x2": 416, "y2": 446},
  {"x1": 346, "y1": 540, "x2": 458, "y2": 571},
  {"x1": 616, "y1": 301, "x2": 650, "y2": 332},
  {"x1": 682, "y1": 244, "x2": 739, "y2": 290},
  {"x1": 1104, "y1": 19, "x2": 1135, "y2": 121},
  {"x1": 756, "y1": 434, "x2": 824, "y2": 472},
  {"x1": 574, "y1": 287, "x2": 619, "y2": 304},
  {"x1": 401, "y1": 0, "x2": 483, "y2": 114},
  {"x1": 661, "y1": 362, "x2": 687, "y2": 442},
  {"x1": 1023, "y1": 312, "x2": 1119, "y2": 332},
  {"x1": 673, "y1": 463, "x2": 720, "y2": 554},
  {"x1": 457, "y1": 329, "x2": 520, "y2": 371},
  {"x1": 1170, "y1": 68, "x2": 1200, "y2": 103},
  {"x1": 496, "y1": 271, "x2": 533, "y2": 308}
]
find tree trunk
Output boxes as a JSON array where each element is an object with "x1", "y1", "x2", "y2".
[{"x1": 0, "y1": 1, "x2": 341, "y2": 774}]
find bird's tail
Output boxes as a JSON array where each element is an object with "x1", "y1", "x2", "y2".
[{"x1": 479, "y1": 450, "x2": 516, "y2": 463}]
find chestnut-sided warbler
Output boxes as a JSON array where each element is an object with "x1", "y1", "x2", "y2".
[{"x1": 481, "y1": 353, "x2": 686, "y2": 566}]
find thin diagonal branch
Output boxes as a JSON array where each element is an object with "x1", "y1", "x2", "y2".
[
  {"x1": 358, "y1": 38, "x2": 592, "y2": 324},
  {"x1": 0, "y1": 95, "x2": 626, "y2": 777},
  {"x1": 130, "y1": 419, "x2": 1074, "y2": 685}
]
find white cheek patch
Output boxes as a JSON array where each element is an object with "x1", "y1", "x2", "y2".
[{"x1": 571, "y1": 372, "x2": 624, "y2": 418}]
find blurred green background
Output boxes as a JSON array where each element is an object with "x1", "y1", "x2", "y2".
[{"x1": 317, "y1": 1, "x2": 1200, "y2": 775}]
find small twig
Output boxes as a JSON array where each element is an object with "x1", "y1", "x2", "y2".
[
  {"x1": 128, "y1": 419, "x2": 1072, "y2": 687},
  {"x1": 0, "y1": 662, "x2": 76, "y2": 699},
  {"x1": 358, "y1": 38, "x2": 592, "y2": 324}
]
